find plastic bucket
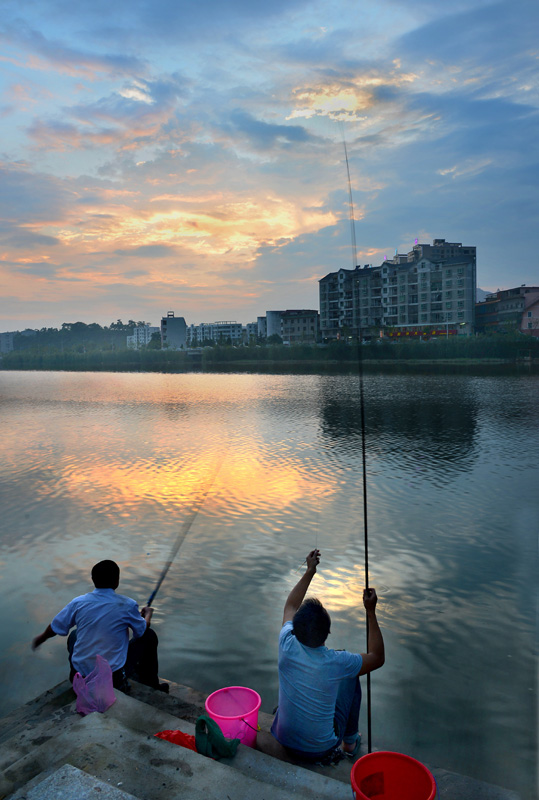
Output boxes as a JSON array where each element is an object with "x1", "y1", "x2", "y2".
[
  {"x1": 205, "y1": 686, "x2": 261, "y2": 748},
  {"x1": 351, "y1": 751, "x2": 437, "y2": 800}
]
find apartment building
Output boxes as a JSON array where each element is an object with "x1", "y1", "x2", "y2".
[
  {"x1": 280, "y1": 309, "x2": 320, "y2": 344},
  {"x1": 0, "y1": 331, "x2": 15, "y2": 353},
  {"x1": 475, "y1": 286, "x2": 539, "y2": 336},
  {"x1": 319, "y1": 239, "x2": 476, "y2": 339},
  {"x1": 187, "y1": 321, "x2": 244, "y2": 345},
  {"x1": 127, "y1": 324, "x2": 159, "y2": 349}
]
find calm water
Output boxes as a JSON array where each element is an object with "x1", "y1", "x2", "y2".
[{"x1": 0, "y1": 370, "x2": 537, "y2": 798}]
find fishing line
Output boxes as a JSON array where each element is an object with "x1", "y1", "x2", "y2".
[
  {"x1": 147, "y1": 455, "x2": 225, "y2": 606},
  {"x1": 341, "y1": 125, "x2": 372, "y2": 754}
]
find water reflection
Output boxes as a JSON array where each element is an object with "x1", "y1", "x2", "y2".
[
  {"x1": 319, "y1": 375, "x2": 479, "y2": 482},
  {"x1": 0, "y1": 371, "x2": 537, "y2": 800}
]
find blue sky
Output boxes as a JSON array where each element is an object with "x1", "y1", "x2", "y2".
[{"x1": 1, "y1": 0, "x2": 537, "y2": 329}]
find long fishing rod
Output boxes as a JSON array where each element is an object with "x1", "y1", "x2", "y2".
[
  {"x1": 342, "y1": 129, "x2": 372, "y2": 754},
  {"x1": 147, "y1": 457, "x2": 224, "y2": 606}
]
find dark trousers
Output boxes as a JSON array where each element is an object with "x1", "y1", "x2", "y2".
[{"x1": 67, "y1": 628, "x2": 161, "y2": 689}]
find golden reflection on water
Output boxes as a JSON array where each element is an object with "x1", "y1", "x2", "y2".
[{"x1": 59, "y1": 444, "x2": 339, "y2": 519}]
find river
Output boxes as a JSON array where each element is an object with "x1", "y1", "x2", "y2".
[{"x1": 0, "y1": 370, "x2": 536, "y2": 798}]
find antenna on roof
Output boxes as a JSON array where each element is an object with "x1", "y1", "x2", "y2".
[{"x1": 342, "y1": 130, "x2": 357, "y2": 270}]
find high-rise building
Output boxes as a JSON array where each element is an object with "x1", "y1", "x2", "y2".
[{"x1": 319, "y1": 239, "x2": 476, "y2": 339}]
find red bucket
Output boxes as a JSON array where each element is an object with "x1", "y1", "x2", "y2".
[{"x1": 351, "y1": 751, "x2": 437, "y2": 800}]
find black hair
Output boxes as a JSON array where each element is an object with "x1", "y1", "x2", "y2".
[
  {"x1": 293, "y1": 598, "x2": 331, "y2": 648},
  {"x1": 91, "y1": 560, "x2": 120, "y2": 589}
]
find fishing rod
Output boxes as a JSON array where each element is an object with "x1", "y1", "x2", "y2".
[
  {"x1": 342, "y1": 129, "x2": 372, "y2": 753},
  {"x1": 147, "y1": 457, "x2": 224, "y2": 606}
]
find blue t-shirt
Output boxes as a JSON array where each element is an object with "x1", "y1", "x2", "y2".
[
  {"x1": 51, "y1": 588, "x2": 147, "y2": 675},
  {"x1": 271, "y1": 621, "x2": 363, "y2": 753}
]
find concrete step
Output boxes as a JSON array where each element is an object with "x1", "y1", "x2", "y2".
[
  {"x1": 10, "y1": 764, "x2": 140, "y2": 800},
  {"x1": 1, "y1": 686, "x2": 352, "y2": 800},
  {"x1": 0, "y1": 681, "x2": 76, "y2": 747},
  {"x1": 0, "y1": 679, "x2": 523, "y2": 800}
]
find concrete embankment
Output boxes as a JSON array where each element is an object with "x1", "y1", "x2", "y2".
[{"x1": 0, "y1": 679, "x2": 522, "y2": 800}]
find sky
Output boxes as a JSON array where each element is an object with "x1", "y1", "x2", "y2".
[{"x1": 0, "y1": 0, "x2": 538, "y2": 330}]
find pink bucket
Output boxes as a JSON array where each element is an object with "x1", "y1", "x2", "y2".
[{"x1": 205, "y1": 686, "x2": 261, "y2": 748}]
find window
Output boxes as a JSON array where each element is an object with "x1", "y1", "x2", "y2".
[
  {"x1": 445, "y1": 280, "x2": 452, "y2": 288},
  {"x1": 445, "y1": 291, "x2": 452, "y2": 298},
  {"x1": 421, "y1": 303, "x2": 427, "y2": 311},
  {"x1": 446, "y1": 302, "x2": 452, "y2": 309},
  {"x1": 421, "y1": 293, "x2": 427, "y2": 301},
  {"x1": 528, "y1": 311, "x2": 532, "y2": 317},
  {"x1": 458, "y1": 312, "x2": 464, "y2": 319},
  {"x1": 421, "y1": 314, "x2": 427, "y2": 323},
  {"x1": 528, "y1": 322, "x2": 533, "y2": 329},
  {"x1": 458, "y1": 301, "x2": 464, "y2": 308}
]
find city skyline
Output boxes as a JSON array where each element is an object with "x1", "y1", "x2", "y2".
[{"x1": 1, "y1": 0, "x2": 537, "y2": 330}]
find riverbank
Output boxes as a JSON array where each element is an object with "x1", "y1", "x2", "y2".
[
  {"x1": 0, "y1": 679, "x2": 523, "y2": 800},
  {"x1": 2, "y1": 337, "x2": 538, "y2": 374}
]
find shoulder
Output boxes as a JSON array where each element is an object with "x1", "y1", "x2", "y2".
[
  {"x1": 278, "y1": 621, "x2": 295, "y2": 645},
  {"x1": 327, "y1": 647, "x2": 363, "y2": 670},
  {"x1": 59, "y1": 593, "x2": 92, "y2": 611},
  {"x1": 115, "y1": 593, "x2": 137, "y2": 605}
]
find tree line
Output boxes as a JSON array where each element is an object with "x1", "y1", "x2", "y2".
[{"x1": 10, "y1": 320, "x2": 155, "y2": 353}]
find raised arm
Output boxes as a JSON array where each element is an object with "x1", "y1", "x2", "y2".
[
  {"x1": 32, "y1": 623, "x2": 57, "y2": 650},
  {"x1": 283, "y1": 549, "x2": 320, "y2": 624},
  {"x1": 358, "y1": 588, "x2": 385, "y2": 675}
]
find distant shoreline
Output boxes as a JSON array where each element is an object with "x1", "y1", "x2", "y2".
[
  {"x1": 2, "y1": 357, "x2": 537, "y2": 376},
  {"x1": 2, "y1": 338, "x2": 538, "y2": 375}
]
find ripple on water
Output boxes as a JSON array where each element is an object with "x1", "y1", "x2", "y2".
[{"x1": 1, "y1": 371, "x2": 538, "y2": 799}]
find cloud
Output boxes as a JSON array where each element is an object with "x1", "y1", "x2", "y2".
[
  {"x1": 0, "y1": 163, "x2": 73, "y2": 222},
  {"x1": 226, "y1": 110, "x2": 314, "y2": 150},
  {"x1": 0, "y1": 21, "x2": 148, "y2": 78},
  {"x1": 113, "y1": 244, "x2": 177, "y2": 258},
  {"x1": 0, "y1": 228, "x2": 60, "y2": 249},
  {"x1": 0, "y1": 0, "x2": 538, "y2": 329}
]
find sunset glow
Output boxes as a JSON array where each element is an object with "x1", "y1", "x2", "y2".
[{"x1": 0, "y1": 0, "x2": 536, "y2": 329}]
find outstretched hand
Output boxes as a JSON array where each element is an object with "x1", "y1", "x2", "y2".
[{"x1": 306, "y1": 549, "x2": 321, "y2": 572}]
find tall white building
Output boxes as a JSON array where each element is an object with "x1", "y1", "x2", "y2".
[
  {"x1": 319, "y1": 239, "x2": 476, "y2": 339},
  {"x1": 127, "y1": 325, "x2": 159, "y2": 349}
]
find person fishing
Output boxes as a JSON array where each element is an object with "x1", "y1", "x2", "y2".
[
  {"x1": 270, "y1": 548, "x2": 384, "y2": 764},
  {"x1": 32, "y1": 559, "x2": 168, "y2": 693}
]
